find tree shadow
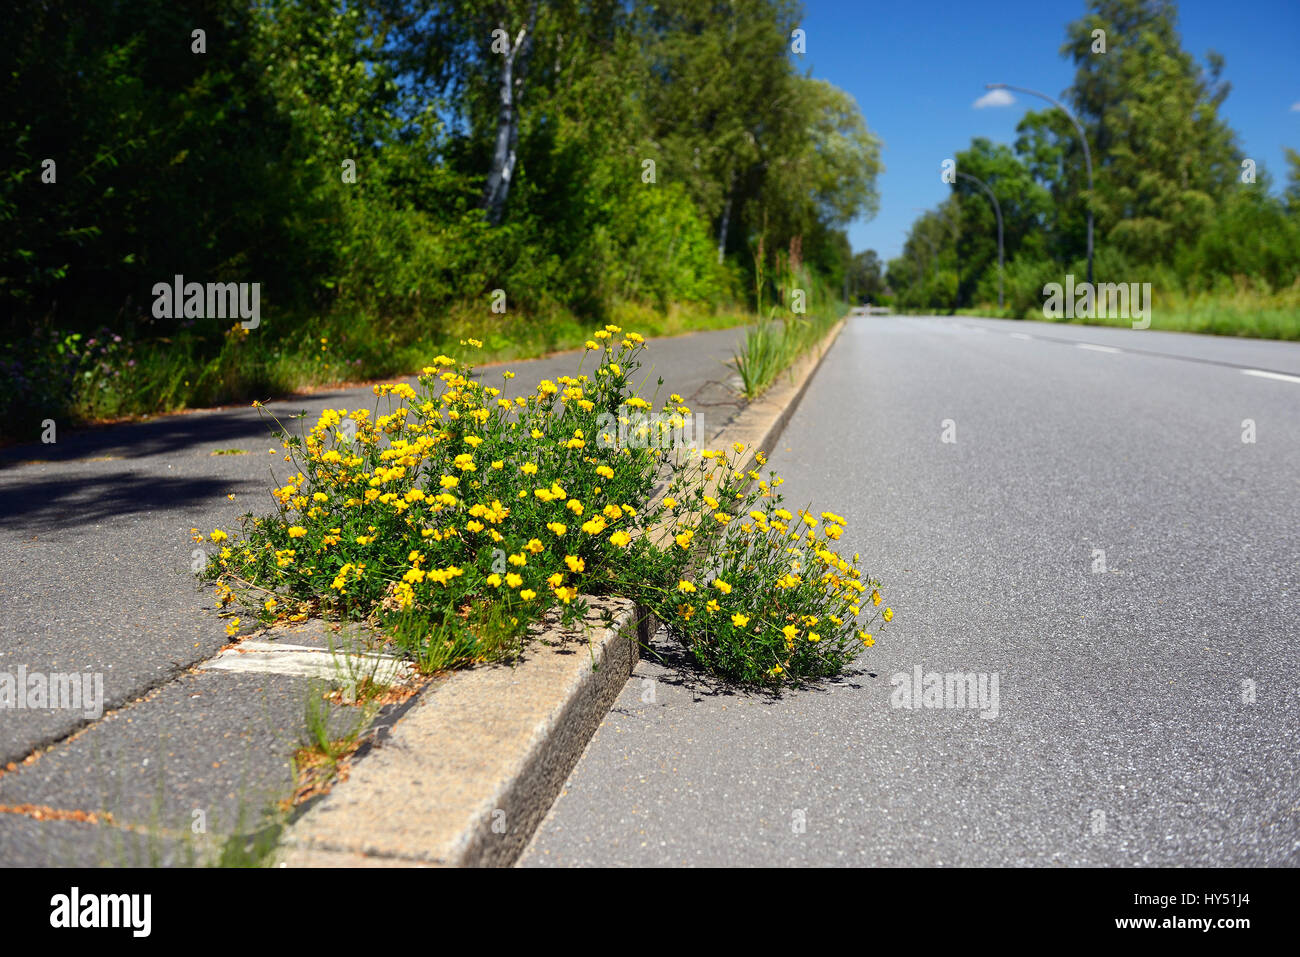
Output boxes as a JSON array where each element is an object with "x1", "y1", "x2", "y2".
[
  {"x1": 0, "y1": 389, "x2": 372, "y2": 468},
  {"x1": 0, "y1": 471, "x2": 238, "y2": 532}
]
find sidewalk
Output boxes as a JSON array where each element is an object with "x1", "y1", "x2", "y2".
[{"x1": 0, "y1": 324, "x2": 749, "y2": 865}]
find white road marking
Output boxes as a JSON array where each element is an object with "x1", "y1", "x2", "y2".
[
  {"x1": 1242, "y1": 369, "x2": 1300, "y2": 384},
  {"x1": 201, "y1": 639, "x2": 415, "y2": 684},
  {"x1": 1009, "y1": 333, "x2": 1032, "y2": 340},
  {"x1": 1075, "y1": 343, "x2": 1121, "y2": 354}
]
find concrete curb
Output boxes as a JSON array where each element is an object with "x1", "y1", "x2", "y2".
[
  {"x1": 278, "y1": 316, "x2": 847, "y2": 868},
  {"x1": 279, "y1": 598, "x2": 653, "y2": 867}
]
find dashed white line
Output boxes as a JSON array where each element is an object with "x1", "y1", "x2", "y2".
[
  {"x1": 1075, "y1": 343, "x2": 1122, "y2": 354},
  {"x1": 1242, "y1": 369, "x2": 1300, "y2": 384},
  {"x1": 1009, "y1": 333, "x2": 1032, "y2": 340}
]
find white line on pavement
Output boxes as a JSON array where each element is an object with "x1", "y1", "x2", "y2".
[
  {"x1": 201, "y1": 640, "x2": 416, "y2": 684},
  {"x1": 1009, "y1": 333, "x2": 1032, "y2": 340},
  {"x1": 1242, "y1": 369, "x2": 1300, "y2": 384},
  {"x1": 1075, "y1": 343, "x2": 1122, "y2": 354}
]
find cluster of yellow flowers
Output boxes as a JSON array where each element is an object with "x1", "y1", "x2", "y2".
[{"x1": 201, "y1": 324, "x2": 887, "y2": 685}]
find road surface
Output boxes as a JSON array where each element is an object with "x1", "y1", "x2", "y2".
[{"x1": 521, "y1": 314, "x2": 1300, "y2": 866}]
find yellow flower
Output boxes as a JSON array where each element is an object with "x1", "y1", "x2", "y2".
[
  {"x1": 711, "y1": 579, "x2": 732, "y2": 595},
  {"x1": 706, "y1": 599, "x2": 719, "y2": 613},
  {"x1": 582, "y1": 516, "x2": 607, "y2": 535},
  {"x1": 609, "y1": 530, "x2": 631, "y2": 547},
  {"x1": 858, "y1": 631, "x2": 875, "y2": 647},
  {"x1": 519, "y1": 589, "x2": 537, "y2": 600},
  {"x1": 225, "y1": 618, "x2": 241, "y2": 637},
  {"x1": 596, "y1": 465, "x2": 614, "y2": 479},
  {"x1": 872, "y1": 590, "x2": 882, "y2": 606},
  {"x1": 677, "y1": 580, "x2": 696, "y2": 593},
  {"x1": 508, "y1": 553, "x2": 526, "y2": 566},
  {"x1": 524, "y1": 538, "x2": 545, "y2": 554},
  {"x1": 538, "y1": 379, "x2": 558, "y2": 396},
  {"x1": 521, "y1": 462, "x2": 538, "y2": 475},
  {"x1": 210, "y1": 529, "x2": 228, "y2": 543},
  {"x1": 662, "y1": 496, "x2": 677, "y2": 509},
  {"x1": 566, "y1": 499, "x2": 584, "y2": 515},
  {"x1": 547, "y1": 522, "x2": 567, "y2": 537},
  {"x1": 565, "y1": 555, "x2": 585, "y2": 573},
  {"x1": 288, "y1": 526, "x2": 306, "y2": 538},
  {"x1": 674, "y1": 529, "x2": 693, "y2": 549},
  {"x1": 506, "y1": 572, "x2": 523, "y2": 588},
  {"x1": 487, "y1": 573, "x2": 502, "y2": 587},
  {"x1": 883, "y1": 607, "x2": 893, "y2": 622},
  {"x1": 731, "y1": 613, "x2": 750, "y2": 627}
]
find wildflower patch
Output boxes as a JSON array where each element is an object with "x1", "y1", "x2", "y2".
[{"x1": 200, "y1": 328, "x2": 891, "y2": 686}]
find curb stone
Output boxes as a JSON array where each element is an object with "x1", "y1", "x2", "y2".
[
  {"x1": 278, "y1": 316, "x2": 848, "y2": 867},
  {"x1": 278, "y1": 598, "x2": 652, "y2": 867}
]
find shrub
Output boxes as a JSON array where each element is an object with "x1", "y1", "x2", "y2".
[{"x1": 200, "y1": 326, "x2": 889, "y2": 687}]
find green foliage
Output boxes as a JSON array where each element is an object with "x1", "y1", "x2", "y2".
[
  {"x1": 0, "y1": 0, "x2": 879, "y2": 440},
  {"x1": 886, "y1": 0, "x2": 1299, "y2": 334}
]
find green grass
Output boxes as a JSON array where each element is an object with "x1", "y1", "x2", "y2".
[
  {"x1": 949, "y1": 284, "x2": 1300, "y2": 340},
  {"x1": 2, "y1": 301, "x2": 755, "y2": 443},
  {"x1": 732, "y1": 301, "x2": 845, "y2": 399}
]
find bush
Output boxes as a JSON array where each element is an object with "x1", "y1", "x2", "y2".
[{"x1": 200, "y1": 326, "x2": 890, "y2": 687}]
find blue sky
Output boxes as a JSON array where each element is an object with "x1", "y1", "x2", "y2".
[{"x1": 798, "y1": 0, "x2": 1300, "y2": 262}]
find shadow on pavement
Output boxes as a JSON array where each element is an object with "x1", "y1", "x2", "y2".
[{"x1": 0, "y1": 471, "x2": 239, "y2": 531}]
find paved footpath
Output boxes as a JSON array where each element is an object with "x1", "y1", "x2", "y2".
[
  {"x1": 521, "y1": 315, "x2": 1300, "y2": 867},
  {"x1": 0, "y1": 325, "x2": 748, "y2": 865}
]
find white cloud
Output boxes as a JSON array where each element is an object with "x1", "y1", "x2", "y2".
[
  {"x1": 973, "y1": 89, "x2": 1016, "y2": 109},
  {"x1": 1291, "y1": 101, "x2": 1300, "y2": 112}
]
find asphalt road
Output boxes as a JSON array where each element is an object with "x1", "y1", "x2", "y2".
[
  {"x1": 0, "y1": 324, "x2": 748, "y2": 863},
  {"x1": 521, "y1": 314, "x2": 1300, "y2": 866}
]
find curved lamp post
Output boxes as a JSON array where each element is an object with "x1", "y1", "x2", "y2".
[
  {"x1": 986, "y1": 82, "x2": 1093, "y2": 284},
  {"x1": 956, "y1": 171, "x2": 1004, "y2": 310}
]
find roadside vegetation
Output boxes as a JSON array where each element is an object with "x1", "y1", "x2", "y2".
[
  {"x1": 1, "y1": 0, "x2": 881, "y2": 442},
  {"x1": 882, "y1": 0, "x2": 1300, "y2": 338},
  {"x1": 199, "y1": 329, "x2": 891, "y2": 687}
]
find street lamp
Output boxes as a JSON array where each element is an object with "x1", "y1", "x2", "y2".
[
  {"x1": 956, "y1": 171, "x2": 1004, "y2": 310},
  {"x1": 985, "y1": 82, "x2": 1093, "y2": 284}
]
